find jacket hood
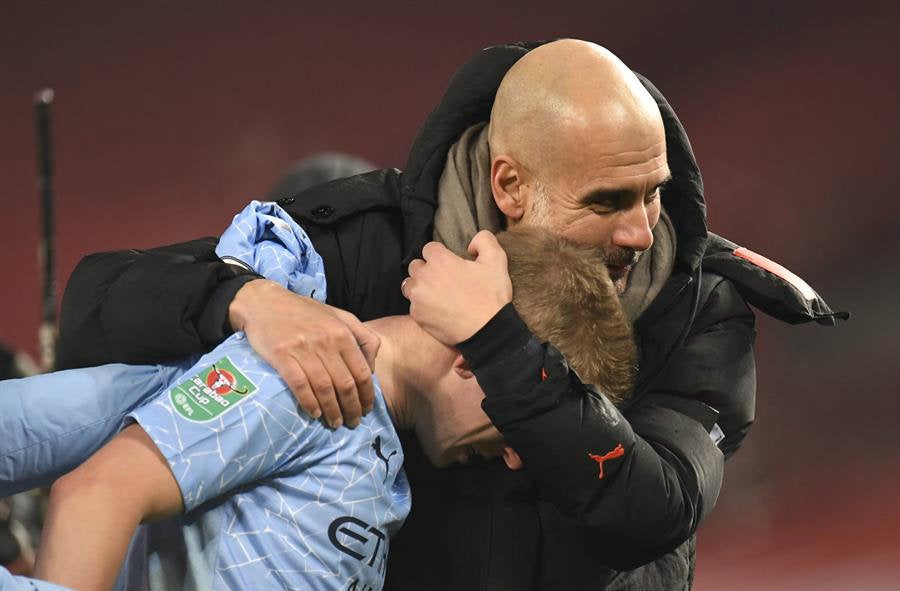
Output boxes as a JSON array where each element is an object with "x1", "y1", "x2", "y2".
[
  {"x1": 399, "y1": 41, "x2": 708, "y2": 272},
  {"x1": 703, "y1": 233, "x2": 850, "y2": 326}
]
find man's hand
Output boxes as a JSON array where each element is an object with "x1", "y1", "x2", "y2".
[
  {"x1": 403, "y1": 231, "x2": 513, "y2": 346},
  {"x1": 229, "y1": 279, "x2": 379, "y2": 429}
]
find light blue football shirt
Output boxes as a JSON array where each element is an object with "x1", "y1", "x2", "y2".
[
  {"x1": 123, "y1": 332, "x2": 410, "y2": 591},
  {"x1": 0, "y1": 201, "x2": 412, "y2": 590},
  {"x1": 0, "y1": 565, "x2": 75, "y2": 591},
  {"x1": 120, "y1": 201, "x2": 412, "y2": 590}
]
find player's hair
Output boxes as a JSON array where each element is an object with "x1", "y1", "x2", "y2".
[{"x1": 497, "y1": 227, "x2": 636, "y2": 405}]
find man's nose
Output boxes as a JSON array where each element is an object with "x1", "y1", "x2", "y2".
[{"x1": 612, "y1": 204, "x2": 654, "y2": 252}]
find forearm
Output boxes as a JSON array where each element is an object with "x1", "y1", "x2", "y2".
[
  {"x1": 485, "y1": 350, "x2": 719, "y2": 559},
  {"x1": 36, "y1": 471, "x2": 143, "y2": 591},
  {"x1": 461, "y1": 307, "x2": 725, "y2": 566},
  {"x1": 58, "y1": 238, "x2": 256, "y2": 368},
  {"x1": 33, "y1": 425, "x2": 183, "y2": 591}
]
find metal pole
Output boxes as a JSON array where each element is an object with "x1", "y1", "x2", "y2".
[{"x1": 34, "y1": 88, "x2": 56, "y2": 372}]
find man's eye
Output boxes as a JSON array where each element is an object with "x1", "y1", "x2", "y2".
[
  {"x1": 645, "y1": 190, "x2": 661, "y2": 204},
  {"x1": 589, "y1": 204, "x2": 614, "y2": 214}
]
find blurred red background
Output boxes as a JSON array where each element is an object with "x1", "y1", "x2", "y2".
[{"x1": 2, "y1": 1, "x2": 897, "y2": 589}]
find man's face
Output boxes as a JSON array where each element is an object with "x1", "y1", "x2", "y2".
[
  {"x1": 414, "y1": 357, "x2": 506, "y2": 468},
  {"x1": 518, "y1": 118, "x2": 671, "y2": 294}
]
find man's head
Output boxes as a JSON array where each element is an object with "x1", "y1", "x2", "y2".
[
  {"x1": 488, "y1": 39, "x2": 672, "y2": 293},
  {"x1": 401, "y1": 227, "x2": 636, "y2": 468}
]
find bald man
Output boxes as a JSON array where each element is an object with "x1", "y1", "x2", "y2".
[{"x1": 57, "y1": 40, "x2": 844, "y2": 590}]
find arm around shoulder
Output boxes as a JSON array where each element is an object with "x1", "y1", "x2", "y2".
[
  {"x1": 58, "y1": 237, "x2": 257, "y2": 368},
  {"x1": 473, "y1": 278, "x2": 756, "y2": 568}
]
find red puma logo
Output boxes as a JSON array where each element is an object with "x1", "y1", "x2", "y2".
[{"x1": 587, "y1": 444, "x2": 625, "y2": 480}]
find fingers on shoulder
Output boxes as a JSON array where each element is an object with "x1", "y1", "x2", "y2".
[{"x1": 272, "y1": 355, "x2": 320, "y2": 418}]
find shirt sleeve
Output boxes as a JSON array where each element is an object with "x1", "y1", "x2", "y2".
[
  {"x1": 0, "y1": 566, "x2": 77, "y2": 591},
  {"x1": 127, "y1": 334, "x2": 322, "y2": 511},
  {"x1": 0, "y1": 363, "x2": 178, "y2": 496}
]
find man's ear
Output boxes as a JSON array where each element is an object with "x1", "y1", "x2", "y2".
[
  {"x1": 452, "y1": 354, "x2": 475, "y2": 380},
  {"x1": 502, "y1": 446, "x2": 523, "y2": 471},
  {"x1": 491, "y1": 155, "x2": 527, "y2": 223}
]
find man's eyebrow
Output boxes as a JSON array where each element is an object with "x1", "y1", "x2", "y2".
[
  {"x1": 657, "y1": 174, "x2": 674, "y2": 191},
  {"x1": 580, "y1": 174, "x2": 674, "y2": 205}
]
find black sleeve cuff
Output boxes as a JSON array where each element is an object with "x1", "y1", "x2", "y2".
[
  {"x1": 457, "y1": 303, "x2": 531, "y2": 369},
  {"x1": 197, "y1": 273, "x2": 260, "y2": 347},
  {"x1": 457, "y1": 303, "x2": 544, "y2": 399}
]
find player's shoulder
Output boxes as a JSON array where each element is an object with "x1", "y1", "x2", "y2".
[
  {"x1": 198, "y1": 333, "x2": 281, "y2": 384},
  {"x1": 160, "y1": 333, "x2": 294, "y2": 424}
]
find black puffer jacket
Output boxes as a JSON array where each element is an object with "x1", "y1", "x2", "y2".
[{"x1": 59, "y1": 42, "x2": 845, "y2": 590}]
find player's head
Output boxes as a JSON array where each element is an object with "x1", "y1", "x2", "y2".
[
  {"x1": 411, "y1": 226, "x2": 637, "y2": 468},
  {"x1": 488, "y1": 39, "x2": 671, "y2": 294}
]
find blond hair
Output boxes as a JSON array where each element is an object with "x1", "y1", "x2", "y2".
[{"x1": 497, "y1": 227, "x2": 636, "y2": 405}]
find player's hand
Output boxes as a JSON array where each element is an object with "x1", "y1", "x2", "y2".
[
  {"x1": 403, "y1": 231, "x2": 512, "y2": 346},
  {"x1": 229, "y1": 279, "x2": 379, "y2": 429}
]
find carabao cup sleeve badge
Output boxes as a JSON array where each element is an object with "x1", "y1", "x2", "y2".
[{"x1": 169, "y1": 356, "x2": 258, "y2": 422}]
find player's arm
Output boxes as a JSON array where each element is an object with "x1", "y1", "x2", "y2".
[
  {"x1": 0, "y1": 363, "x2": 177, "y2": 497},
  {"x1": 34, "y1": 424, "x2": 182, "y2": 591},
  {"x1": 403, "y1": 234, "x2": 751, "y2": 568}
]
